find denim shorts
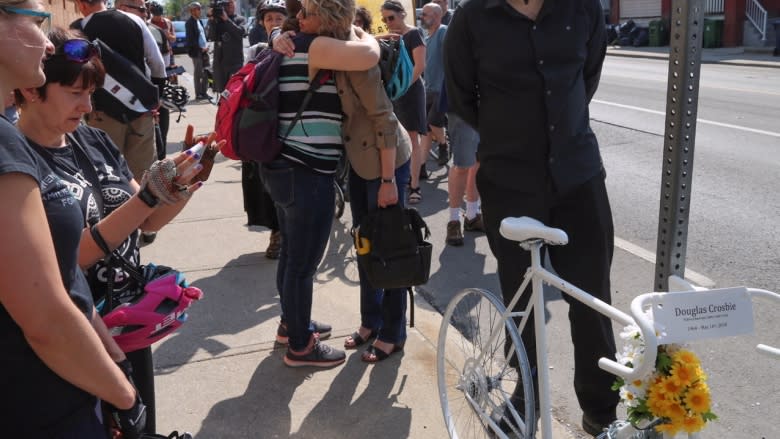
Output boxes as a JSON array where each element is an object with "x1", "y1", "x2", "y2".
[{"x1": 448, "y1": 113, "x2": 480, "y2": 168}]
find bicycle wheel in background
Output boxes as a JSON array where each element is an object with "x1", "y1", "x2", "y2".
[
  {"x1": 334, "y1": 181, "x2": 345, "y2": 219},
  {"x1": 437, "y1": 288, "x2": 535, "y2": 439}
]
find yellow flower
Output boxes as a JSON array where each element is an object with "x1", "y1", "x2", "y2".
[
  {"x1": 665, "y1": 401, "x2": 687, "y2": 422},
  {"x1": 684, "y1": 383, "x2": 712, "y2": 414},
  {"x1": 682, "y1": 414, "x2": 706, "y2": 433},
  {"x1": 670, "y1": 362, "x2": 697, "y2": 388},
  {"x1": 655, "y1": 376, "x2": 683, "y2": 400},
  {"x1": 673, "y1": 349, "x2": 699, "y2": 366}
]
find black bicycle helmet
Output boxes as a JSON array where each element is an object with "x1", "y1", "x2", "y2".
[
  {"x1": 258, "y1": 0, "x2": 287, "y2": 20},
  {"x1": 147, "y1": 1, "x2": 164, "y2": 16}
]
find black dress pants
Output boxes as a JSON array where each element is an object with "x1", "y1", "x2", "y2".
[{"x1": 477, "y1": 168, "x2": 619, "y2": 419}]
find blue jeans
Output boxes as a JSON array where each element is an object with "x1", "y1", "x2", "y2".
[
  {"x1": 261, "y1": 159, "x2": 335, "y2": 350},
  {"x1": 348, "y1": 160, "x2": 411, "y2": 345}
]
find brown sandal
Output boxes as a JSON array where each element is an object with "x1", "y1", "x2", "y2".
[{"x1": 266, "y1": 230, "x2": 281, "y2": 259}]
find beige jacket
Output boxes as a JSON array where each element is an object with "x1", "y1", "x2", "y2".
[{"x1": 335, "y1": 65, "x2": 412, "y2": 180}]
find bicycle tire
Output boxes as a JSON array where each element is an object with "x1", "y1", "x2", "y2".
[
  {"x1": 437, "y1": 288, "x2": 536, "y2": 439},
  {"x1": 334, "y1": 181, "x2": 345, "y2": 219}
]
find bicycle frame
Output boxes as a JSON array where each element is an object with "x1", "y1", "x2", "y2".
[
  {"x1": 493, "y1": 241, "x2": 780, "y2": 439},
  {"x1": 495, "y1": 239, "x2": 639, "y2": 439}
]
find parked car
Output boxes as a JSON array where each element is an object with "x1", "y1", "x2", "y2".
[{"x1": 172, "y1": 20, "x2": 187, "y2": 54}]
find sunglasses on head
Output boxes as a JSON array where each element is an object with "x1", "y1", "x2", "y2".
[
  {"x1": 381, "y1": 15, "x2": 396, "y2": 23},
  {"x1": 56, "y1": 39, "x2": 101, "y2": 63}
]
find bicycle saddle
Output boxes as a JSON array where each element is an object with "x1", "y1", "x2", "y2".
[{"x1": 499, "y1": 216, "x2": 569, "y2": 246}]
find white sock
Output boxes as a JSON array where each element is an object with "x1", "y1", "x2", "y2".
[
  {"x1": 450, "y1": 207, "x2": 461, "y2": 222},
  {"x1": 465, "y1": 200, "x2": 480, "y2": 220}
]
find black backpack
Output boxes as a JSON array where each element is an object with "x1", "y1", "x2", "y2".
[
  {"x1": 72, "y1": 18, "x2": 160, "y2": 122},
  {"x1": 354, "y1": 205, "x2": 432, "y2": 290}
]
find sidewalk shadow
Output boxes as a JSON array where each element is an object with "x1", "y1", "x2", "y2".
[
  {"x1": 290, "y1": 353, "x2": 411, "y2": 438},
  {"x1": 195, "y1": 350, "x2": 307, "y2": 438},
  {"x1": 316, "y1": 216, "x2": 361, "y2": 287},
  {"x1": 152, "y1": 252, "x2": 281, "y2": 371}
]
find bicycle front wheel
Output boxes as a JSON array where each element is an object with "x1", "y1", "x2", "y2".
[{"x1": 437, "y1": 288, "x2": 535, "y2": 439}]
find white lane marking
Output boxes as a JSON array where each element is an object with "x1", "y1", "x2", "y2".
[
  {"x1": 614, "y1": 236, "x2": 716, "y2": 288},
  {"x1": 592, "y1": 99, "x2": 780, "y2": 138}
]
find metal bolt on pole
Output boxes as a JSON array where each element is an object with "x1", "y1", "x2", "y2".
[{"x1": 654, "y1": 0, "x2": 705, "y2": 291}]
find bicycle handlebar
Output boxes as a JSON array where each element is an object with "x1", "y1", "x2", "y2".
[
  {"x1": 598, "y1": 287, "x2": 780, "y2": 380},
  {"x1": 598, "y1": 293, "x2": 660, "y2": 381}
]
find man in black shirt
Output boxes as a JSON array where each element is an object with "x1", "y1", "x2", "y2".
[
  {"x1": 444, "y1": 0, "x2": 618, "y2": 435},
  {"x1": 208, "y1": 0, "x2": 246, "y2": 92}
]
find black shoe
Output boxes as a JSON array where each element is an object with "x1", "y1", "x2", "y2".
[
  {"x1": 582, "y1": 412, "x2": 617, "y2": 437},
  {"x1": 139, "y1": 231, "x2": 157, "y2": 246},
  {"x1": 419, "y1": 163, "x2": 428, "y2": 180}
]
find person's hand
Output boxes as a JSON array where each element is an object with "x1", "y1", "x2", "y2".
[
  {"x1": 273, "y1": 30, "x2": 297, "y2": 57},
  {"x1": 140, "y1": 151, "x2": 204, "y2": 205},
  {"x1": 377, "y1": 181, "x2": 398, "y2": 208},
  {"x1": 182, "y1": 124, "x2": 223, "y2": 183},
  {"x1": 110, "y1": 393, "x2": 147, "y2": 439},
  {"x1": 376, "y1": 33, "x2": 400, "y2": 41}
]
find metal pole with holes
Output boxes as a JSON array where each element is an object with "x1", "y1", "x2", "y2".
[{"x1": 654, "y1": 0, "x2": 705, "y2": 291}]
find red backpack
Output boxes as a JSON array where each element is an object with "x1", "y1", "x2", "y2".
[{"x1": 215, "y1": 48, "x2": 332, "y2": 163}]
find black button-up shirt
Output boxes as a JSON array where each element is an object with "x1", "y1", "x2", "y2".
[{"x1": 444, "y1": 0, "x2": 606, "y2": 194}]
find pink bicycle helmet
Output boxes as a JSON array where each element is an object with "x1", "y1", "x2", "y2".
[{"x1": 101, "y1": 264, "x2": 203, "y2": 353}]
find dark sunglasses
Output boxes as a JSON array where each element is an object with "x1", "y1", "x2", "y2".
[
  {"x1": 381, "y1": 15, "x2": 396, "y2": 23},
  {"x1": 56, "y1": 39, "x2": 101, "y2": 63},
  {"x1": 125, "y1": 4, "x2": 148, "y2": 13}
]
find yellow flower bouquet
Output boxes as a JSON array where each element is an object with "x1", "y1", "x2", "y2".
[{"x1": 612, "y1": 325, "x2": 717, "y2": 436}]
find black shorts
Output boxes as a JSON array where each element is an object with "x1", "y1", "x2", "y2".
[
  {"x1": 392, "y1": 79, "x2": 428, "y2": 134},
  {"x1": 425, "y1": 90, "x2": 446, "y2": 128}
]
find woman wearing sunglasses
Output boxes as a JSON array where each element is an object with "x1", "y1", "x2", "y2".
[
  {"x1": 0, "y1": 3, "x2": 142, "y2": 437},
  {"x1": 379, "y1": 0, "x2": 426, "y2": 204},
  {"x1": 14, "y1": 27, "x2": 218, "y2": 436}
]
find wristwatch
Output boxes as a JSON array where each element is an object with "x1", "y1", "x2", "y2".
[
  {"x1": 381, "y1": 177, "x2": 395, "y2": 184},
  {"x1": 137, "y1": 186, "x2": 160, "y2": 208}
]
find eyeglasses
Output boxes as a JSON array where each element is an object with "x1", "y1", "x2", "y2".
[
  {"x1": 56, "y1": 39, "x2": 101, "y2": 63},
  {"x1": 0, "y1": 5, "x2": 52, "y2": 33},
  {"x1": 381, "y1": 15, "x2": 396, "y2": 23}
]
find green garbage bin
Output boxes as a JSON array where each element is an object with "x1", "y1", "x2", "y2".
[
  {"x1": 648, "y1": 19, "x2": 668, "y2": 46},
  {"x1": 703, "y1": 17, "x2": 724, "y2": 48}
]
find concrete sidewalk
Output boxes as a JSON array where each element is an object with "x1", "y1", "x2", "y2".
[
  {"x1": 144, "y1": 100, "x2": 580, "y2": 438},
  {"x1": 607, "y1": 45, "x2": 780, "y2": 69}
]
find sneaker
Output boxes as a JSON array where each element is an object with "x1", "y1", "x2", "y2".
[
  {"x1": 408, "y1": 186, "x2": 422, "y2": 204},
  {"x1": 437, "y1": 143, "x2": 450, "y2": 166},
  {"x1": 276, "y1": 320, "x2": 332, "y2": 345},
  {"x1": 463, "y1": 213, "x2": 485, "y2": 232},
  {"x1": 284, "y1": 339, "x2": 346, "y2": 368},
  {"x1": 446, "y1": 220, "x2": 464, "y2": 246},
  {"x1": 265, "y1": 230, "x2": 282, "y2": 260},
  {"x1": 139, "y1": 231, "x2": 157, "y2": 246}
]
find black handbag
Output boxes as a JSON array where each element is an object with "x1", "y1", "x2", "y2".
[{"x1": 354, "y1": 205, "x2": 432, "y2": 290}]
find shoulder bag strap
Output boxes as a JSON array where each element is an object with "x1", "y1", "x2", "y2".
[{"x1": 281, "y1": 69, "x2": 333, "y2": 140}]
